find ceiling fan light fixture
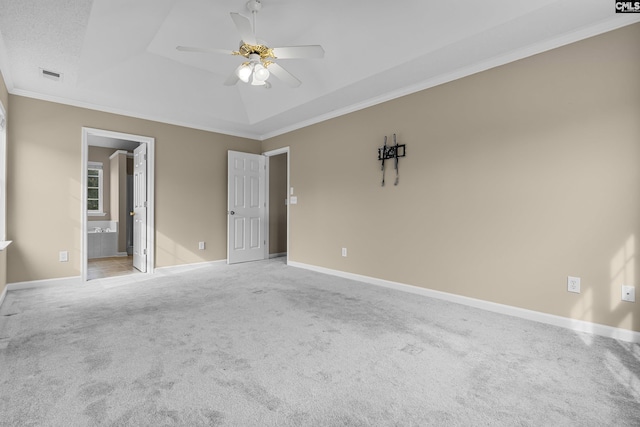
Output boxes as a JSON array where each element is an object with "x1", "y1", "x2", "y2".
[
  {"x1": 250, "y1": 75, "x2": 266, "y2": 86},
  {"x1": 253, "y1": 63, "x2": 269, "y2": 82},
  {"x1": 177, "y1": 2, "x2": 323, "y2": 88},
  {"x1": 237, "y1": 64, "x2": 253, "y2": 82}
]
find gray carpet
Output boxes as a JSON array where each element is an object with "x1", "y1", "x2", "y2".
[{"x1": 0, "y1": 259, "x2": 638, "y2": 426}]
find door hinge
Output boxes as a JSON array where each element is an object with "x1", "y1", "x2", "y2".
[
  {"x1": 144, "y1": 154, "x2": 147, "y2": 161},
  {"x1": 144, "y1": 201, "x2": 147, "y2": 208},
  {"x1": 143, "y1": 248, "x2": 147, "y2": 255}
]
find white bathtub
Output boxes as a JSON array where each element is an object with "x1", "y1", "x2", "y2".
[{"x1": 88, "y1": 221, "x2": 121, "y2": 259}]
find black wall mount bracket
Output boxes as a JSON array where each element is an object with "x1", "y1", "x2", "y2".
[{"x1": 378, "y1": 134, "x2": 406, "y2": 186}]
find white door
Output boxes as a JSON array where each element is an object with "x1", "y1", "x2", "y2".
[
  {"x1": 133, "y1": 143, "x2": 147, "y2": 272},
  {"x1": 228, "y1": 151, "x2": 266, "y2": 264}
]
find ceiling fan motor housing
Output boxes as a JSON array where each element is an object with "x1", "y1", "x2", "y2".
[
  {"x1": 237, "y1": 43, "x2": 274, "y2": 61},
  {"x1": 246, "y1": 0, "x2": 262, "y2": 13}
]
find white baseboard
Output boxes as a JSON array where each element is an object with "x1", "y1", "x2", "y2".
[
  {"x1": 269, "y1": 252, "x2": 287, "y2": 259},
  {"x1": 288, "y1": 261, "x2": 640, "y2": 344},
  {"x1": 4, "y1": 260, "x2": 228, "y2": 292},
  {"x1": 154, "y1": 259, "x2": 227, "y2": 274},
  {"x1": 7, "y1": 275, "x2": 83, "y2": 291}
]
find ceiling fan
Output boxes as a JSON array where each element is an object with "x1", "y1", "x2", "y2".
[{"x1": 176, "y1": 0, "x2": 324, "y2": 88}]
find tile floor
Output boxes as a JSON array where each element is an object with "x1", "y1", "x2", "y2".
[{"x1": 87, "y1": 256, "x2": 140, "y2": 280}]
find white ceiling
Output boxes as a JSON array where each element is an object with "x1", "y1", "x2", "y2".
[{"x1": 0, "y1": 0, "x2": 637, "y2": 140}]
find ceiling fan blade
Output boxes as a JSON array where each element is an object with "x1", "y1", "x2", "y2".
[
  {"x1": 230, "y1": 13, "x2": 257, "y2": 46},
  {"x1": 268, "y1": 63, "x2": 301, "y2": 88},
  {"x1": 176, "y1": 46, "x2": 234, "y2": 55},
  {"x1": 224, "y1": 66, "x2": 242, "y2": 86},
  {"x1": 271, "y1": 45, "x2": 324, "y2": 59}
]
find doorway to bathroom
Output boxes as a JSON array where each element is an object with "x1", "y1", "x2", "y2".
[{"x1": 81, "y1": 128, "x2": 155, "y2": 281}]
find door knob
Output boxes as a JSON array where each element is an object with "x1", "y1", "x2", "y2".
[
  {"x1": 130, "y1": 211, "x2": 135, "y2": 216},
  {"x1": 229, "y1": 211, "x2": 235, "y2": 215}
]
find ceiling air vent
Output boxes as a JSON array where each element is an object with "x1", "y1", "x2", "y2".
[{"x1": 40, "y1": 68, "x2": 62, "y2": 82}]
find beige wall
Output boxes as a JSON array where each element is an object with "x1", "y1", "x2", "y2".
[
  {"x1": 263, "y1": 23, "x2": 640, "y2": 332},
  {"x1": 0, "y1": 70, "x2": 8, "y2": 292},
  {"x1": 7, "y1": 96, "x2": 260, "y2": 283},
  {"x1": 2, "y1": 24, "x2": 638, "y2": 333},
  {"x1": 269, "y1": 153, "x2": 287, "y2": 255},
  {"x1": 87, "y1": 146, "x2": 115, "y2": 221}
]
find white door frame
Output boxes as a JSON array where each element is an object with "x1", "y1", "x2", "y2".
[
  {"x1": 263, "y1": 147, "x2": 290, "y2": 264},
  {"x1": 81, "y1": 127, "x2": 155, "y2": 281}
]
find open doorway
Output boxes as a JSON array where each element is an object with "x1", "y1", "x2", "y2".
[
  {"x1": 81, "y1": 128, "x2": 155, "y2": 281},
  {"x1": 264, "y1": 147, "x2": 289, "y2": 263},
  {"x1": 227, "y1": 148, "x2": 289, "y2": 265}
]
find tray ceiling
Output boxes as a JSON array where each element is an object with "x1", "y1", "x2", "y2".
[{"x1": 0, "y1": 0, "x2": 637, "y2": 140}]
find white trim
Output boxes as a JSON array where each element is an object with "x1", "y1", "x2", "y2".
[
  {"x1": 259, "y1": 17, "x2": 640, "y2": 141},
  {"x1": 10, "y1": 89, "x2": 263, "y2": 141},
  {"x1": 154, "y1": 260, "x2": 227, "y2": 275},
  {"x1": 3, "y1": 18, "x2": 639, "y2": 142},
  {"x1": 263, "y1": 156, "x2": 270, "y2": 262},
  {"x1": 0, "y1": 100, "x2": 6, "y2": 242},
  {"x1": 288, "y1": 261, "x2": 640, "y2": 344},
  {"x1": 4, "y1": 260, "x2": 227, "y2": 292},
  {"x1": 0, "y1": 285, "x2": 6, "y2": 308},
  {"x1": 82, "y1": 127, "x2": 155, "y2": 281},
  {"x1": 263, "y1": 147, "x2": 290, "y2": 265},
  {"x1": 7, "y1": 275, "x2": 83, "y2": 290},
  {"x1": 87, "y1": 163, "x2": 104, "y2": 215},
  {"x1": 262, "y1": 147, "x2": 290, "y2": 157}
]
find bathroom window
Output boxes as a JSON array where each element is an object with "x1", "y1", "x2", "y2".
[{"x1": 87, "y1": 162, "x2": 104, "y2": 215}]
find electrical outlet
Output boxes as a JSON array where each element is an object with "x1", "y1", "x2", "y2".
[
  {"x1": 622, "y1": 285, "x2": 635, "y2": 302},
  {"x1": 567, "y1": 276, "x2": 581, "y2": 293},
  {"x1": 341, "y1": 248, "x2": 347, "y2": 257},
  {"x1": 198, "y1": 241, "x2": 205, "y2": 250},
  {"x1": 59, "y1": 251, "x2": 69, "y2": 262}
]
